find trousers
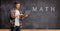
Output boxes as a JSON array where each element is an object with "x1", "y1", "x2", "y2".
[{"x1": 11, "y1": 26, "x2": 20, "y2": 31}]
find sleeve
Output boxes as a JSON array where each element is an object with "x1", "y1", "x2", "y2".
[
  {"x1": 9, "y1": 10, "x2": 15, "y2": 24},
  {"x1": 8, "y1": 10, "x2": 12, "y2": 24},
  {"x1": 10, "y1": 10, "x2": 15, "y2": 19}
]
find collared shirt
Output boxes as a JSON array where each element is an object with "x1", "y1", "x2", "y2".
[{"x1": 10, "y1": 9, "x2": 20, "y2": 26}]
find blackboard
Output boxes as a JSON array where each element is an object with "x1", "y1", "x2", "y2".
[{"x1": 0, "y1": 0, "x2": 60, "y2": 29}]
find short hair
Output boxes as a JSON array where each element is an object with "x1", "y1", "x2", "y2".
[{"x1": 14, "y1": 1, "x2": 20, "y2": 5}]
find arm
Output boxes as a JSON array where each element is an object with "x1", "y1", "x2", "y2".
[
  {"x1": 19, "y1": 13, "x2": 24, "y2": 21},
  {"x1": 19, "y1": 14, "x2": 29, "y2": 21},
  {"x1": 10, "y1": 11, "x2": 16, "y2": 19},
  {"x1": 25, "y1": 14, "x2": 28, "y2": 17}
]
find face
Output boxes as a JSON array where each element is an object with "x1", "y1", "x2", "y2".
[{"x1": 15, "y1": 4, "x2": 20, "y2": 9}]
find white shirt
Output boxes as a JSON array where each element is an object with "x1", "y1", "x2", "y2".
[{"x1": 14, "y1": 10, "x2": 20, "y2": 26}]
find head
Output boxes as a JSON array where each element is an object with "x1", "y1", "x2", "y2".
[{"x1": 14, "y1": 1, "x2": 20, "y2": 9}]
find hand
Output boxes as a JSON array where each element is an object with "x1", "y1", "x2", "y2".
[
  {"x1": 25, "y1": 14, "x2": 28, "y2": 17},
  {"x1": 20, "y1": 14, "x2": 24, "y2": 21}
]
